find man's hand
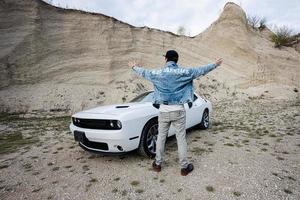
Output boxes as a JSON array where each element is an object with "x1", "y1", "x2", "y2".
[
  {"x1": 215, "y1": 58, "x2": 223, "y2": 66},
  {"x1": 128, "y1": 60, "x2": 139, "y2": 68}
]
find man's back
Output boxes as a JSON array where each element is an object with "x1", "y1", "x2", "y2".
[{"x1": 133, "y1": 61, "x2": 217, "y2": 105}]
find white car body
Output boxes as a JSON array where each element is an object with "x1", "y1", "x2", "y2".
[{"x1": 69, "y1": 91, "x2": 212, "y2": 155}]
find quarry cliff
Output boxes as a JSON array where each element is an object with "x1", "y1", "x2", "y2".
[{"x1": 0, "y1": 0, "x2": 299, "y2": 114}]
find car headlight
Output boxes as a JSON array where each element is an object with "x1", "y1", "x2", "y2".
[
  {"x1": 109, "y1": 121, "x2": 114, "y2": 127},
  {"x1": 72, "y1": 117, "x2": 76, "y2": 124},
  {"x1": 109, "y1": 120, "x2": 122, "y2": 129},
  {"x1": 116, "y1": 120, "x2": 122, "y2": 129}
]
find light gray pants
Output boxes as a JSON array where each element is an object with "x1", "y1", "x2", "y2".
[{"x1": 155, "y1": 110, "x2": 189, "y2": 168}]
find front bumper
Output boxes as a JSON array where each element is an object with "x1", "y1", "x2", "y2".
[{"x1": 69, "y1": 123, "x2": 140, "y2": 153}]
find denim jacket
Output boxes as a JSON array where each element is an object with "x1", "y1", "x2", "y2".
[{"x1": 132, "y1": 61, "x2": 217, "y2": 105}]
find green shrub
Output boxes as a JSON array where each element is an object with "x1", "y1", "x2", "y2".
[{"x1": 270, "y1": 25, "x2": 294, "y2": 48}]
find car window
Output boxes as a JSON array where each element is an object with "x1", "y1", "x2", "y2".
[{"x1": 130, "y1": 91, "x2": 154, "y2": 103}]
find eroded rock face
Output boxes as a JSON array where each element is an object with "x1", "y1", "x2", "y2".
[
  {"x1": 218, "y1": 2, "x2": 248, "y2": 26},
  {"x1": 0, "y1": 0, "x2": 299, "y2": 114}
]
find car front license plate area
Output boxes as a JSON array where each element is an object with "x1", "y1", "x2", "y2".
[
  {"x1": 74, "y1": 130, "x2": 85, "y2": 142},
  {"x1": 73, "y1": 130, "x2": 109, "y2": 151}
]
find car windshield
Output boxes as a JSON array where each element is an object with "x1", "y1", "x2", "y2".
[{"x1": 130, "y1": 91, "x2": 154, "y2": 103}]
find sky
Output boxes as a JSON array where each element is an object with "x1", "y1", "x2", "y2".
[{"x1": 44, "y1": 0, "x2": 300, "y2": 36}]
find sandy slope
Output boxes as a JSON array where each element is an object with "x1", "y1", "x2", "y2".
[{"x1": 0, "y1": 0, "x2": 299, "y2": 114}]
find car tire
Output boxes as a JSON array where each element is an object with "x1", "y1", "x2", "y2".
[
  {"x1": 199, "y1": 109, "x2": 209, "y2": 129},
  {"x1": 138, "y1": 118, "x2": 158, "y2": 158}
]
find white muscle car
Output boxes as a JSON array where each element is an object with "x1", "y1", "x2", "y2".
[{"x1": 69, "y1": 91, "x2": 212, "y2": 157}]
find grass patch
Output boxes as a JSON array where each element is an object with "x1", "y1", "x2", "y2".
[
  {"x1": 235, "y1": 143, "x2": 242, "y2": 148},
  {"x1": 242, "y1": 139, "x2": 249, "y2": 143},
  {"x1": 112, "y1": 188, "x2": 118, "y2": 193},
  {"x1": 0, "y1": 132, "x2": 39, "y2": 154},
  {"x1": 121, "y1": 190, "x2": 127, "y2": 196},
  {"x1": 135, "y1": 189, "x2": 144, "y2": 193},
  {"x1": 0, "y1": 164, "x2": 9, "y2": 169},
  {"x1": 191, "y1": 147, "x2": 207, "y2": 155},
  {"x1": 271, "y1": 172, "x2": 278, "y2": 176},
  {"x1": 130, "y1": 180, "x2": 140, "y2": 186},
  {"x1": 88, "y1": 155, "x2": 96, "y2": 159},
  {"x1": 283, "y1": 188, "x2": 292, "y2": 194},
  {"x1": 32, "y1": 187, "x2": 43, "y2": 193},
  {"x1": 276, "y1": 138, "x2": 283, "y2": 142},
  {"x1": 23, "y1": 163, "x2": 32, "y2": 169},
  {"x1": 89, "y1": 178, "x2": 98, "y2": 183},
  {"x1": 233, "y1": 191, "x2": 242, "y2": 196},
  {"x1": 82, "y1": 165, "x2": 89, "y2": 171},
  {"x1": 224, "y1": 143, "x2": 234, "y2": 147},
  {"x1": 247, "y1": 133, "x2": 262, "y2": 139},
  {"x1": 269, "y1": 134, "x2": 277, "y2": 138},
  {"x1": 276, "y1": 156, "x2": 284, "y2": 161},
  {"x1": 206, "y1": 186, "x2": 215, "y2": 192},
  {"x1": 32, "y1": 171, "x2": 40, "y2": 175},
  {"x1": 207, "y1": 142, "x2": 215, "y2": 146},
  {"x1": 52, "y1": 167, "x2": 59, "y2": 171},
  {"x1": 85, "y1": 183, "x2": 92, "y2": 192},
  {"x1": 287, "y1": 176, "x2": 296, "y2": 181},
  {"x1": 261, "y1": 148, "x2": 268, "y2": 152}
]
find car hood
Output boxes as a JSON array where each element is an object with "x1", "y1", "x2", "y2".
[{"x1": 81, "y1": 102, "x2": 152, "y2": 115}]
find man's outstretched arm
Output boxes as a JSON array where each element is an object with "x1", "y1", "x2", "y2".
[
  {"x1": 129, "y1": 60, "x2": 153, "y2": 81},
  {"x1": 188, "y1": 58, "x2": 223, "y2": 79}
]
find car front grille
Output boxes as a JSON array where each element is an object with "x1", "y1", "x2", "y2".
[
  {"x1": 72, "y1": 117, "x2": 121, "y2": 130},
  {"x1": 78, "y1": 132, "x2": 109, "y2": 151}
]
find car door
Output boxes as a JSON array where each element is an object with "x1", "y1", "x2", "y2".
[{"x1": 185, "y1": 94, "x2": 203, "y2": 128}]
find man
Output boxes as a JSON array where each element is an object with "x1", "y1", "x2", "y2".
[{"x1": 129, "y1": 50, "x2": 222, "y2": 176}]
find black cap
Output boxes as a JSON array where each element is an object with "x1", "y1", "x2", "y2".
[{"x1": 164, "y1": 50, "x2": 179, "y2": 60}]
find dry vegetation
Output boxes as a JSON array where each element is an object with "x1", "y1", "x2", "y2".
[{"x1": 270, "y1": 25, "x2": 299, "y2": 48}]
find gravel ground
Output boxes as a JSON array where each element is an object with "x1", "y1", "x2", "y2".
[{"x1": 0, "y1": 98, "x2": 299, "y2": 200}]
